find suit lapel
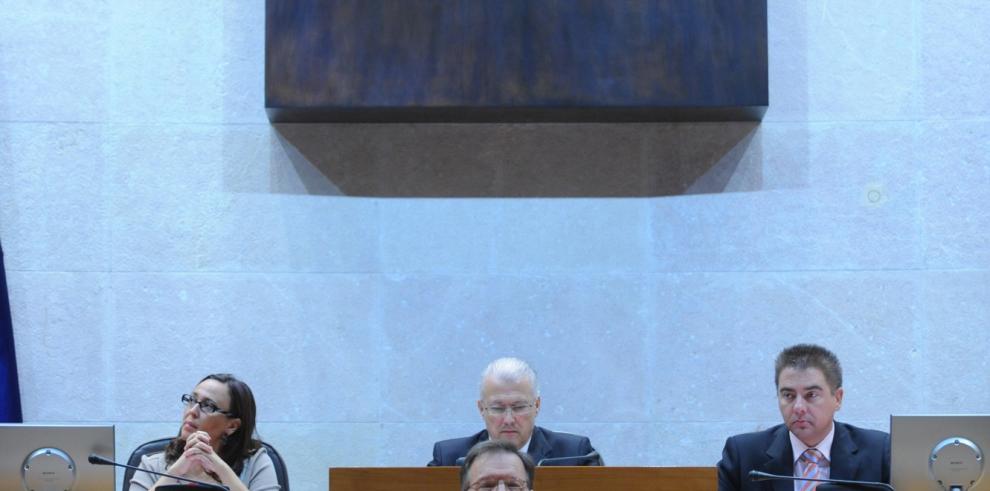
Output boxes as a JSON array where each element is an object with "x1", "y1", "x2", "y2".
[
  {"x1": 527, "y1": 427, "x2": 551, "y2": 464},
  {"x1": 759, "y1": 425, "x2": 795, "y2": 491},
  {"x1": 829, "y1": 422, "x2": 858, "y2": 480}
]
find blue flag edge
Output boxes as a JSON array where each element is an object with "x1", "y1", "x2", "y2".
[{"x1": 0, "y1": 240, "x2": 23, "y2": 423}]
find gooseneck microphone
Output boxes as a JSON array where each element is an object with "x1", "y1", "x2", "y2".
[
  {"x1": 748, "y1": 470, "x2": 895, "y2": 491},
  {"x1": 88, "y1": 454, "x2": 230, "y2": 491},
  {"x1": 536, "y1": 450, "x2": 602, "y2": 466},
  {"x1": 455, "y1": 450, "x2": 602, "y2": 467}
]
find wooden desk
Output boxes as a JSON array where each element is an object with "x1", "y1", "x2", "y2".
[{"x1": 329, "y1": 466, "x2": 716, "y2": 491}]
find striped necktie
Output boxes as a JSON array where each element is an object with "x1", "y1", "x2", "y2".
[{"x1": 796, "y1": 448, "x2": 829, "y2": 491}]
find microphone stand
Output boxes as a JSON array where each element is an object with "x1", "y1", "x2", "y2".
[
  {"x1": 749, "y1": 470, "x2": 895, "y2": 491},
  {"x1": 536, "y1": 450, "x2": 602, "y2": 466},
  {"x1": 89, "y1": 454, "x2": 229, "y2": 491}
]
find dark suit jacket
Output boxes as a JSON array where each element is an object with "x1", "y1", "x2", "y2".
[
  {"x1": 428, "y1": 426, "x2": 603, "y2": 466},
  {"x1": 717, "y1": 422, "x2": 890, "y2": 491}
]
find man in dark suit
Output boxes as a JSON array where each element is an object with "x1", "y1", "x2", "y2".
[
  {"x1": 428, "y1": 357, "x2": 603, "y2": 467},
  {"x1": 718, "y1": 344, "x2": 890, "y2": 491}
]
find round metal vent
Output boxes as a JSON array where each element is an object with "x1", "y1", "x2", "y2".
[
  {"x1": 930, "y1": 437, "x2": 985, "y2": 491},
  {"x1": 21, "y1": 447, "x2": 76, "y2": 491}
]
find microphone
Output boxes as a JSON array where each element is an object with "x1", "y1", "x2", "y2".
[
  {"x1": 89, "y1": 454, "x2": 230, "y2": 491},
  {"x1": 456, "y1": 450, "x2": 602, "y2": 467},
  {"x1": 536, "y1": 450, "x2": 601, "y2": 466},
  {"x1": 748, "y1": 470, "x2": 894, "y2": 491}
]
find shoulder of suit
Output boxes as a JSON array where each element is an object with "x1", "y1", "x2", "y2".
[
  {"x1": 537, "y1": 427, "x2": 591, "y2": 442},
  {"x1": 835, "y1": 421, "x2": 890, "y2": 440},
  {"x1": 435, "y1": 429, "x2": 488, "y2": 448},
  {"x1": 248, "y1": 445, "x2": 271, "y2": 461},
  {"x1": 140, "y1": 451, "x2": 167, "y2": 466},
  {"x1": 726, "y1": 423, "x2": 788, "y2": 444}
]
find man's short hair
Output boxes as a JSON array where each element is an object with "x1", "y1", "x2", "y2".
[
  {"x1": 480, "y1": 357, "x2": 540, "y2": 398},
  {"x1": 459, "y1": 439, "x2": 535, "y2": 491},
  {"x1": 774, "y1": 344, "x2": 843, "y2": 393}
]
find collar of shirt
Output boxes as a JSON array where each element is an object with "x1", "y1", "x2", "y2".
[
  {"x1": 483, "y1": 433, "x2": 532, "y2": 454},
  {"x1": 790, "y1": 422, "x2": 835, "y2": 466},
  {"x1": 519, "y1": 435, "x2": 532, "y2": 454}
]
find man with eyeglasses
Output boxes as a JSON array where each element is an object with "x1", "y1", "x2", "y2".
[
  {"x1": 429, "y1": 357, "x2": 603, "y2": 466},
  {"x1": 460, "y1": 440, "x2": 534, "y2": 491}
]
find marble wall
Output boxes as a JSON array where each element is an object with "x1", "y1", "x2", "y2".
[{"x1": 1, "y1": 1, "x2": 988, "y2": 490}]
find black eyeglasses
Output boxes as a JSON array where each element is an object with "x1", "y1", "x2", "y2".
[{"x1": 181, "y1": 394, "x2": 235, "y2": 417}]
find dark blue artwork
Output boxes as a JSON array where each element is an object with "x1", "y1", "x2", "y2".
[
  {"x1": 266, "y1": 0, "x2": 767, "y2": 121},
  {"x1": 0, "y1": 240, "x2": 22, "y2": 423}
]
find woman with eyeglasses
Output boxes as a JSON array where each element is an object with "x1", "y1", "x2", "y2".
[{"x1": 128, "y1": 373, "x2": 280, "y2": 491}]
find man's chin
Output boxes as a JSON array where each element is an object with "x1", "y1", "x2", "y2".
[{"x1": 496, "y1": 432, "x2": 522, "y2": 448}]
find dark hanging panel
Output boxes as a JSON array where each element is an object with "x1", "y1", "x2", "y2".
[{"x1": 266, "y1": 0, "x2": 768, "y2": 122}]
